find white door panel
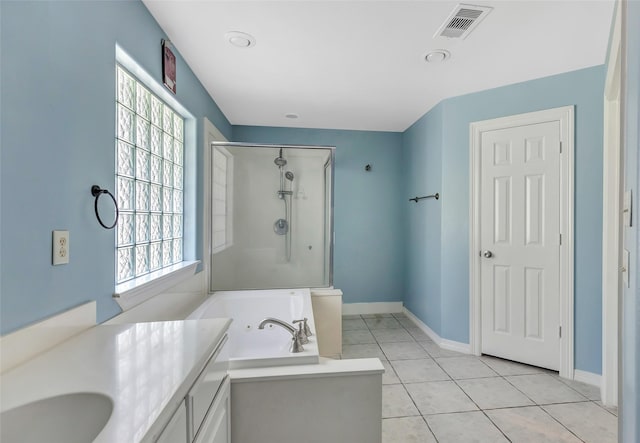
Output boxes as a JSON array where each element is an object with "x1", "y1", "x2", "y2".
[{"x1": 480, "y1": 121, "x2": 561, "y2": 370}]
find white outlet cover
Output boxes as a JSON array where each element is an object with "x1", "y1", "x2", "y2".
[{"x1": 52, "y1": 230, "x2": 69, "y2": 265}]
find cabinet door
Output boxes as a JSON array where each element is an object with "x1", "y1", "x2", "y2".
[
  {"x1": 194, "y1": 378, "x2": 230, "y2": 443},
  {"x1": 188, "y1": 336, "x2": 229, "y2": 440},
  {"x1": 156, "y1": 401, "x2": 188, "y2": 443}
]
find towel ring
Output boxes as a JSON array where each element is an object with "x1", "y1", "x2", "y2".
[{"x1": 91, "y1": 185, "x2": 119, "y2": 230}]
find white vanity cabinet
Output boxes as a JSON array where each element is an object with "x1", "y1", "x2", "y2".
[
  {"x1": 0, "y1": 318, "x2": 233, "y2": 443},
  {"x1": 156, "y1": 335, "x2": 231, "y2": 443},
  {"x1": 156, "y1": 401, "x2": 188, "y2": 443},
  {"x1": 188, "y1": 335, "x2": 230, "y2": 443},
  {"x1": 193, "y1": 378, "x2": 230, "y2": 443},
  {"x1": 155, "y1": 334, "x2": 230, "y2": 443}
]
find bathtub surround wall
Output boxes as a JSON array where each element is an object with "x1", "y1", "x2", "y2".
[
  {"x1": 232, "y1": 127, "x2": 405, "y2": 306},
  {"x1": 0, "y1": 0, "x2": 231, "y2": 334},
  {"x1": 229, "y1": 359, "x2": 384, "y2": 443},
  {"x1": 403, "y1": 66, "x2": 606, "y2": 375}
]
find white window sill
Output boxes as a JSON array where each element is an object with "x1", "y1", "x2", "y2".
[{"x1": 113, "y1": 261, "x2": 200, "y2": 311}]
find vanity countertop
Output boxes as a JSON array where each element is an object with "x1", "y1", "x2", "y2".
[{"x1": 0, "y1": 318, "x2": 231, "y2": 442}]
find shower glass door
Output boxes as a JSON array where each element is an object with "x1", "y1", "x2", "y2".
[{"x1": 208, "y1": 143, "x2": 334, "y2": 291}]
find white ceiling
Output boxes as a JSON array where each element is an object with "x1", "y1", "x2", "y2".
[{"x1": 143, "y1": 1, "x2": 615, "y2": 132}]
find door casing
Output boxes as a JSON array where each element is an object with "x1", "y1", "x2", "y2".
[
  {"x1": 469, "y1": 106, "x2": 575, "y2": 379},
  {"x1": 601, "y1": 0, "x2": 623, "y2": 408},
  {"x1": 202, "y1": 117, "x2": 229, "y2": 295}
]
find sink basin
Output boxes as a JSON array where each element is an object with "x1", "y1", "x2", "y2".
[{"x1": 1, "y1": 392, "x2": 113, "y2": 443}]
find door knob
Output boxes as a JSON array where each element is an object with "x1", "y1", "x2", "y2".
[{"x1": 483, "y1": 250, "x2": 493, "y2": 258}]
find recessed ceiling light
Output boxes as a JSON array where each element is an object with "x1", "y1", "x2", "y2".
[
  {"x1": 425, "y1": 50, "x2": 451, "y2": 63},
  {"x1": 225, "y1": 31, "x2": 255, "y2": 48},
  {"x1": 285, "y1": 113, "x2": 299, "y2": 119}
]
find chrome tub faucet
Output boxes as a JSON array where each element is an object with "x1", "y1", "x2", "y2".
[{"x1": 258, "y1": 317, "x2": 304, "y2": 353}]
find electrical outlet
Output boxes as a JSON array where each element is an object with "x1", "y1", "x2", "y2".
[{"x1": 52, "y1": 230, "x2": 69, "y2": 265}]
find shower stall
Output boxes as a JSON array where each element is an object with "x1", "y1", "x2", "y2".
[{"x1": 208, "y1": 142, "x2": 334, "y2": 291}]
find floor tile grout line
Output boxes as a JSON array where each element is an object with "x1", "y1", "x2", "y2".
[
  {"x1": 501, "y1": 373, "x2": 590, "y2": 406},
  {"x1": 380, "y1": 416, "x2": 441, "y2": 443},
  {"x1": 431, "y1": 354, "x2": 584, "y2": 443},
  {"x1": 591, "y1": 399, "x2": 619, "y2": 417},
  {"x1": 499, "y1": 373, "x2": 543, "y2": 406},
  {"x1": 498, "y1": 372, "x2": 590, "y2": 442},
  {"x1": 374, "y1": 317, "x2": 443, "y2": 439},
  {"x1": 478, "y1": 400, "x2": 590, "y2": 412},
  {"x1": 479, "y1": 410, "x2": 514, "y2": 442},
  {"x1": 343, "y1": 315, "x2": 614, "y2": 442},
  {"x1": 553, "y1": 376, "x2": 599, "y2": 401},
  {"x1": 538, "y1": 403, "x2": 588, "y2": 443},
  {"x1": 420, "y1": 354, "x2": 513, "y2": 442},
  {"x1": 417, "y1": 338, "x2": 532, "y2": 442},
  {"x1": 423, "y1": 351, "x2": 507, "y2": 436},
  {"x1": 396, "y1": 371, "x2": 441, "y2": 442},
  {"x1": 346, "y1": 315, "x2": 607, "y2": 441}
]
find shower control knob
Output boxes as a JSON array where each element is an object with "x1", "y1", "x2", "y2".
[{"x1": 483, "y1": 250, "x2": 493, "y2": 258}]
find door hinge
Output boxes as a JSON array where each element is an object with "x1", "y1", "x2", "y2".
[
  {"x1": 559, "y1": 326, "x2": 562, "y2": 338},
  {"x1": 560, "y1": 142, "x2": 563, "y2": 153}
]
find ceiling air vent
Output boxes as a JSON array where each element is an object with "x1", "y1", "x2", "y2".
[{"x1": 434, "y1": 4, "x2": 492, "y2": 39}]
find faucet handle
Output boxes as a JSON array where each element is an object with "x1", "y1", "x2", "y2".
[
  {"x1": 290, "y1": 331, "x2": 305, "y2": 353},
  {"x1": 293, "y1": 319, "x2": 309, "y2": 344},
  {"x1": 294, "y1": 318, "x2": 313, "y2": 337}
]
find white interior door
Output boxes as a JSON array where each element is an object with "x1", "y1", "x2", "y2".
[{"x1": 480, "y1": 121, "x2": 561, "y2": 370}]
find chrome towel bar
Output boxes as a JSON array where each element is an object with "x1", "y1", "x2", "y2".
[{"x1": 409, "y1": 193, "x2": 440, "y2": 203}]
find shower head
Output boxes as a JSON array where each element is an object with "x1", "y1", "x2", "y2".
[
  {"x1": 285, "y1": 171, "x2": 294, "y2": 181},
  {"x1": 274, "y1": 148, "x2": 287, "y2": 167}
]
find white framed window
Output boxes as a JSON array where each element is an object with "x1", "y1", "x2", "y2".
[
  {"x1": 211, "y1": 146, "x2": 233, "y2": 254},
  {"x1": 115, "y1": 65, "x2": 184, "y2": 284}
]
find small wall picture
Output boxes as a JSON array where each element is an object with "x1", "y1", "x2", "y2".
[{"x1": 162, "y1": 39, "x2": 176, "y2": 94}]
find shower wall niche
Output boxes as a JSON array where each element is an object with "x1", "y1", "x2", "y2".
[{"x1": 208, "y1": 143, "x2": 334, "y2": 291}]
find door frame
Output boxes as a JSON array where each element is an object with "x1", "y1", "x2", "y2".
[
  {"x1": 469, "y1": 106, "x2": 575, "y2": 379},
  {"x1": 601, "y1": 0, "x2": 622, "y2": 407},
  {"x1": 202, "y1": 117, "x2": 228, "y2": 295}
]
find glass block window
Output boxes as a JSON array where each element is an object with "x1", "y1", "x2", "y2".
[{"x1": 116, "y1": 66, "x2": 184, "y2": 284}]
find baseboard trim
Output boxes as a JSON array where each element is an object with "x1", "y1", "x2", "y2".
[
  {"x1": 574, "y1": 369, "x2": 602, "y2": 387},
  {"x1": 402, "y1": 307, "x2": 471, "y2": 354},
  {"x1": 342, "y1": 302, "x2": 403, "y2": 316}
]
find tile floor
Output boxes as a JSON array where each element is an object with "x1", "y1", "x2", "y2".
[{"x1": 342, "y1": 313, "x2": 618, "y2": 443}]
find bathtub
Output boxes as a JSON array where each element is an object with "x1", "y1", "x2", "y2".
[{"x1": 188, "y1": 288, "x2": 319, "y2": 369}]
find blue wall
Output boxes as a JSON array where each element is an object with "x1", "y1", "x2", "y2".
[
  {"x1": 622, "y1": 0, "x2": 640, "y2": 439},
  {"x1": 0, "y1": 1, "x2": 611, "y2": 382},
  {"x1": 0, "y1": 0, "x2": 231, "y2": 334},
  {"x1": 232, "y1": 127, "x2": 405, "y2": 305},
  {"x1": 403, "y1": 66, "x2": 606, "y2": 374},
  {"x1": 402, "y1": 104, "x2": 443, "y2": 335}
]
